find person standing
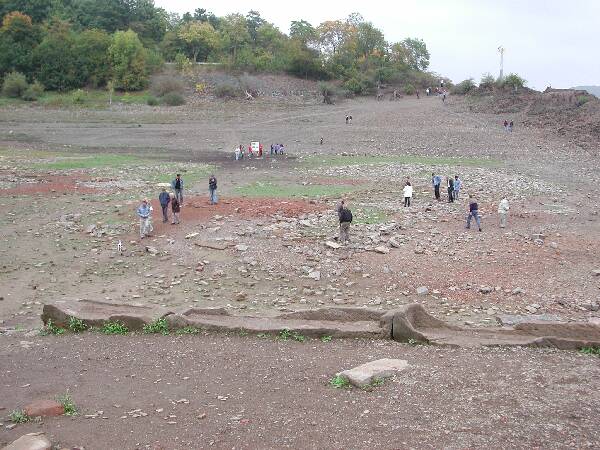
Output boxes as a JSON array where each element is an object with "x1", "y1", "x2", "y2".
[
  {"x1": 159, "y1": 188, "x2": 170, "y2": 223},
  {"x1": 432, "y1": 173, "x2": 441, "y2": 200},
  {"x1": 453, "y1": 175, "x2": 462, "y2": 200},
  {"x1": 509, "y1": 121, "x2": 514, "y2": 132},
  {"x1": 171, "y1": 174, "x2": 184, "y2": 206},
  {"x1": 498, "y1": 196, "x2": 510, "y2": 228},
  {"x1": 447, "y1": 176, "x2": 454, "y2": 203},
  {"x1": 337, "y1": 200, "x2": 352, "y2": 244},
  {"x1": 403, "y1": 182, "x2": 413, "y2": 207},
  {"x1": 208, "y1": 174, "x2": 218, "y2": 205},
  {"x1": 171, "y1": 193, "x2": 181, "y2": 224},
  {"x1": 270, "y1": 143, "x2": 274, "y2": 155},
  {"x1": 137, "y1": 199, "x2": 153, "y2": 239},
  {"x1": 466, "y1": 195, "x2": 482, "y2": 232},
  {"x1": 235, "y1": 146, "x2": 241, "y2": 160},
  {"x1": 503, "y1": 120, "x2": 509, "y2": 131}
]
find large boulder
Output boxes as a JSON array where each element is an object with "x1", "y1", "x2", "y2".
[
  {"x1": 3, "y1": 433, "x2": 51, "y2": 450},
  {"x1": 338, "y1": 358, "x2": 409, "y2": 387}
]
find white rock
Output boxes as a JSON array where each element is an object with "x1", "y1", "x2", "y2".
[
  {"x1": 308, "y1": 271, "x2": 321, "y2": 281},
  {"x1": 338, "y1": 358, "x2": 409, "y2": 387},
  {"x1": 416, "y1": 286, "x2": 429, "y2": 296},
  {"x1": 325, "y1": 241, "x2": 342, "y2": 249},
  {"x1": 374, "y1": 246, "x2": 390, "y2": 254},
  {"x1": 185, "y1": 232, "x2": 199, "y2": 239}
]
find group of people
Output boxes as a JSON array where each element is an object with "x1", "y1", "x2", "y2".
[
  {"x1": 503, "y1": 120, "x2": 514, "y2": 132},
  {"x1": 234, "y1": 143, "x2": 285, "y2": 160},
  {"x1": 431, "y1": 173, "x2": 462, "y2": 203},
  {"x1": 136, "y1": 173, "x2": 218, "y2": 239}
]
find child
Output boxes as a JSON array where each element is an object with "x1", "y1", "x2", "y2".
[{"x1": 171, "y1": 194, "x2": 180, "y2": 224}]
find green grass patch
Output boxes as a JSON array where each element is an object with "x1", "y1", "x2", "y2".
[
  {"x1": 9, "y1": 409, "x2": 30, "y2": 423},
  {"x1": 302, "y1": 155, "x2": 502, "y2": 169},
  {"x1": 101, "y1": 321, "x2": 129, "y2": 335},
  {"x1": 34, "y1": 153, "x2": 141, "y2": 170},
  {"x1": 57, "y1": 393, "x2": 77, "y2": 416},
  {"x1": 580, "y1": 346, "x2": 600, "y2": 356},
  {"x1": 40, "y1": 319, "x2": 66, "y2": 336},
  {"x1": 1, "y1": 89, "x2": 155, "y2": 108},
  {"x1": 277, "y1": 328, "x2": 306, "y2": 342},
  {"x1": 329, "y1": 375, "x2": 351, "y2": 389},
  {"x1": 353, "y1": 207, "x2": 389, "y2": 225},
  {"x1": 236, "y1": 181, "x2": 355, "y2": 199},
  {"x1": 176, "y1": 326, "x2": 201, "y2": 335},
  {"x1": 142, "y1": 318, "x2": 170, "y2": 335},
  {"x1": 320, "y1": 335, "x2": 333, "y2": 342},
  {"x1": 68, "y1": 316, "x2": 87, "y2": 333}
]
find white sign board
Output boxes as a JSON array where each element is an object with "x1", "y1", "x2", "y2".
[{"x1": 250, "y1": 141, "x2": 260, "y2": 155}]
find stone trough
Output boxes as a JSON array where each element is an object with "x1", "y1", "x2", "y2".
[{"x1": 41, "y1": 300, "x2": 600, "y2": 349}]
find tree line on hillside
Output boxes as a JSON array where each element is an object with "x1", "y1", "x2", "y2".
[{"x1": 0, "y1": 0, "x2": 440, "y2": 96}]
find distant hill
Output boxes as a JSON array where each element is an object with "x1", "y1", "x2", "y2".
[{"x1": 572, "y1": 86, "x2": 600, "y2": 97}]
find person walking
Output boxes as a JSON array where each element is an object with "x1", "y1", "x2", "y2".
[
  {"x1": 498, "y1": 196, "x2": 510, "y2": 228},
  {"x1": 337, "y1": 200, "x2": 352, "y2": 244},
  {"x1": 171, "y1": 174, "x2": 184, "y2": 206},
  {"x1": 432, "y1": 173, "x2": 442, "y2": 200},
  {"x1": 171, "y1": 193, "x2": 181, "y2": 224},
  {"x1": 158, "y1": 188, "x2": 170, "y2": 223},
  {"x1": 453, "y1": 175, "x2": 462, "y2": 200},
  {"x1": 208, "y1": 174, "x2": 218, "y2": 205},
  {"x1": 466, "y1": 195, "x2": 482, "y2": 232},
  {"x1": 403, "y1": 181, "x2": 413, "y2": 207},
  {"x1": 137, "y1": 199, "x2": 153, "y2": 239},
  {"x1": 447, "y1": 176, "x2": 454, "y2": 202}
]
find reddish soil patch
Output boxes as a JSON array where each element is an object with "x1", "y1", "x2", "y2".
[
  {"x1": 147, "y1": 195, "x2": 325, "y2": 235},
  {"x1": 0, "y1": 174, "x2": 98, "y2": 195}
]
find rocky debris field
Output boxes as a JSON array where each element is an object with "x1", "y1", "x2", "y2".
[{"x1": 0, "y1": 94, "x2": 599, "y2": 448}]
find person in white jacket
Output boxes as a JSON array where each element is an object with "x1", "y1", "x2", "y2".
[
  {"x1": 403, "y1": 182, "x2": 413, "y2": 207},
  {"x1": 498, "y1": 197, "x2": 510, "y2": 228}
]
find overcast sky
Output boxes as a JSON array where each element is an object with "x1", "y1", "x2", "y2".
[{"x1": 154, "y1": 0, "x2": 600, "y2": 90}]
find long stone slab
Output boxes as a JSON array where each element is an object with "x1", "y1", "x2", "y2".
[{"x1": 40, "y1": 301, "x2": 600, "y2": 350}]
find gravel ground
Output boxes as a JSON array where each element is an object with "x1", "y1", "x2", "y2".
[{"x1": 1, "y1": 333, "x2": 599, "y2": 449}]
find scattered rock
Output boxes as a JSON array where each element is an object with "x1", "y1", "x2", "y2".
[
  {"x1": 235, "y1": 244, "x2": 249, "y2": 252},
  {"x1": 479, "y1": 286, "x2": 493, "y2": 294},
  {"x1": 374, "y1": 246, "x2": 390, "y2": 254},
  {"x1": 325, "y1": 241, "x2": 342, "y2": 249},
  {"x1": 3, "y1": 433, "x2": 51, "y2": 450},
  {"x1": 185, "y1": 232, "x2": 199, "y2": 239},
  {"x1": 591, "y1": 269, "x2": 600, "y2": 277},
  {"x1": 308, "y1": 271, "x2": 321, "y2": 281},
  {"x1": 511, "y1": 287, "x2": 525, "y2": 295},
  {"x1": 84, "y1": 224, "x2": 96, "y2": 234},
  {"x1": 235, "y1": 292, "x2": 248, "y2": 302},
  {"x1": 338, "y1": 358, "x2": 409, "y2": 387},
  {"x1": 416, "y1": 286, "x2": 429, "y2": 296}
]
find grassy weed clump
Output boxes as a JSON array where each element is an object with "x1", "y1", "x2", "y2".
[
  {"x1": 57, "y1": 393, "x2": 77, "y2": 416},
  {"x1": 142, "y1": 318, "x2": 169, "y2": 335},
  {"x1": 101, "y1": 321, "x2": 129, "y2": 335}
]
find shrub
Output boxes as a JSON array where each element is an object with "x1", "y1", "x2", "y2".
[
  {"x1": 9, "y1": 410, "x2": 30, "y2": 423},
  {"x1": 40, "y1": 319, "x2": 65, "y2": 336},
  {"x1": 500, "y1": 73, "x2": 526, "y2": 91},
  {"x1": 150, "y1": 75, "x2": 184, "y2": 97},
  {"x1": 162, "y1": 92, "x2": 185, "y2": 106},
  {"x1": 21, "y1": 87, "x2": 38, "y2": 101},
  {"x1": 403, "y1": 84, "x2": 416, "y2": 95},
  {"x1": 452, "y1": 78, "x2": 476, "y2": 95},
  {"x1": 30, "y1": 80, "x2": 44, "y2": 96},
  {"x1": 71, "y1": 89, "x2": 86, "y2": 104},
  {"x1": 576, "y1": 95, "x2": 591, "y2": 107},
  {"x1": 214, "y1": 83, "x2": 240, "y2": 98},
  {"x1": 108, "y1": 30, "x2": 148, "y2": 91},
  {"x1": 2, "y1": 71, "x2": 29, "y2": 98},
  {"x1": 147, "y1": 96, "x2": 159, "y2": 106},
  {"x1": 175, "y1": 52, "x2": 193, "y2": 72},
  {"x1": 344, "y1": 77, "x2": 363, "y2": 95},
  {"x1": 480, "y1": 73, "x2": 495, "y2": 89}
]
